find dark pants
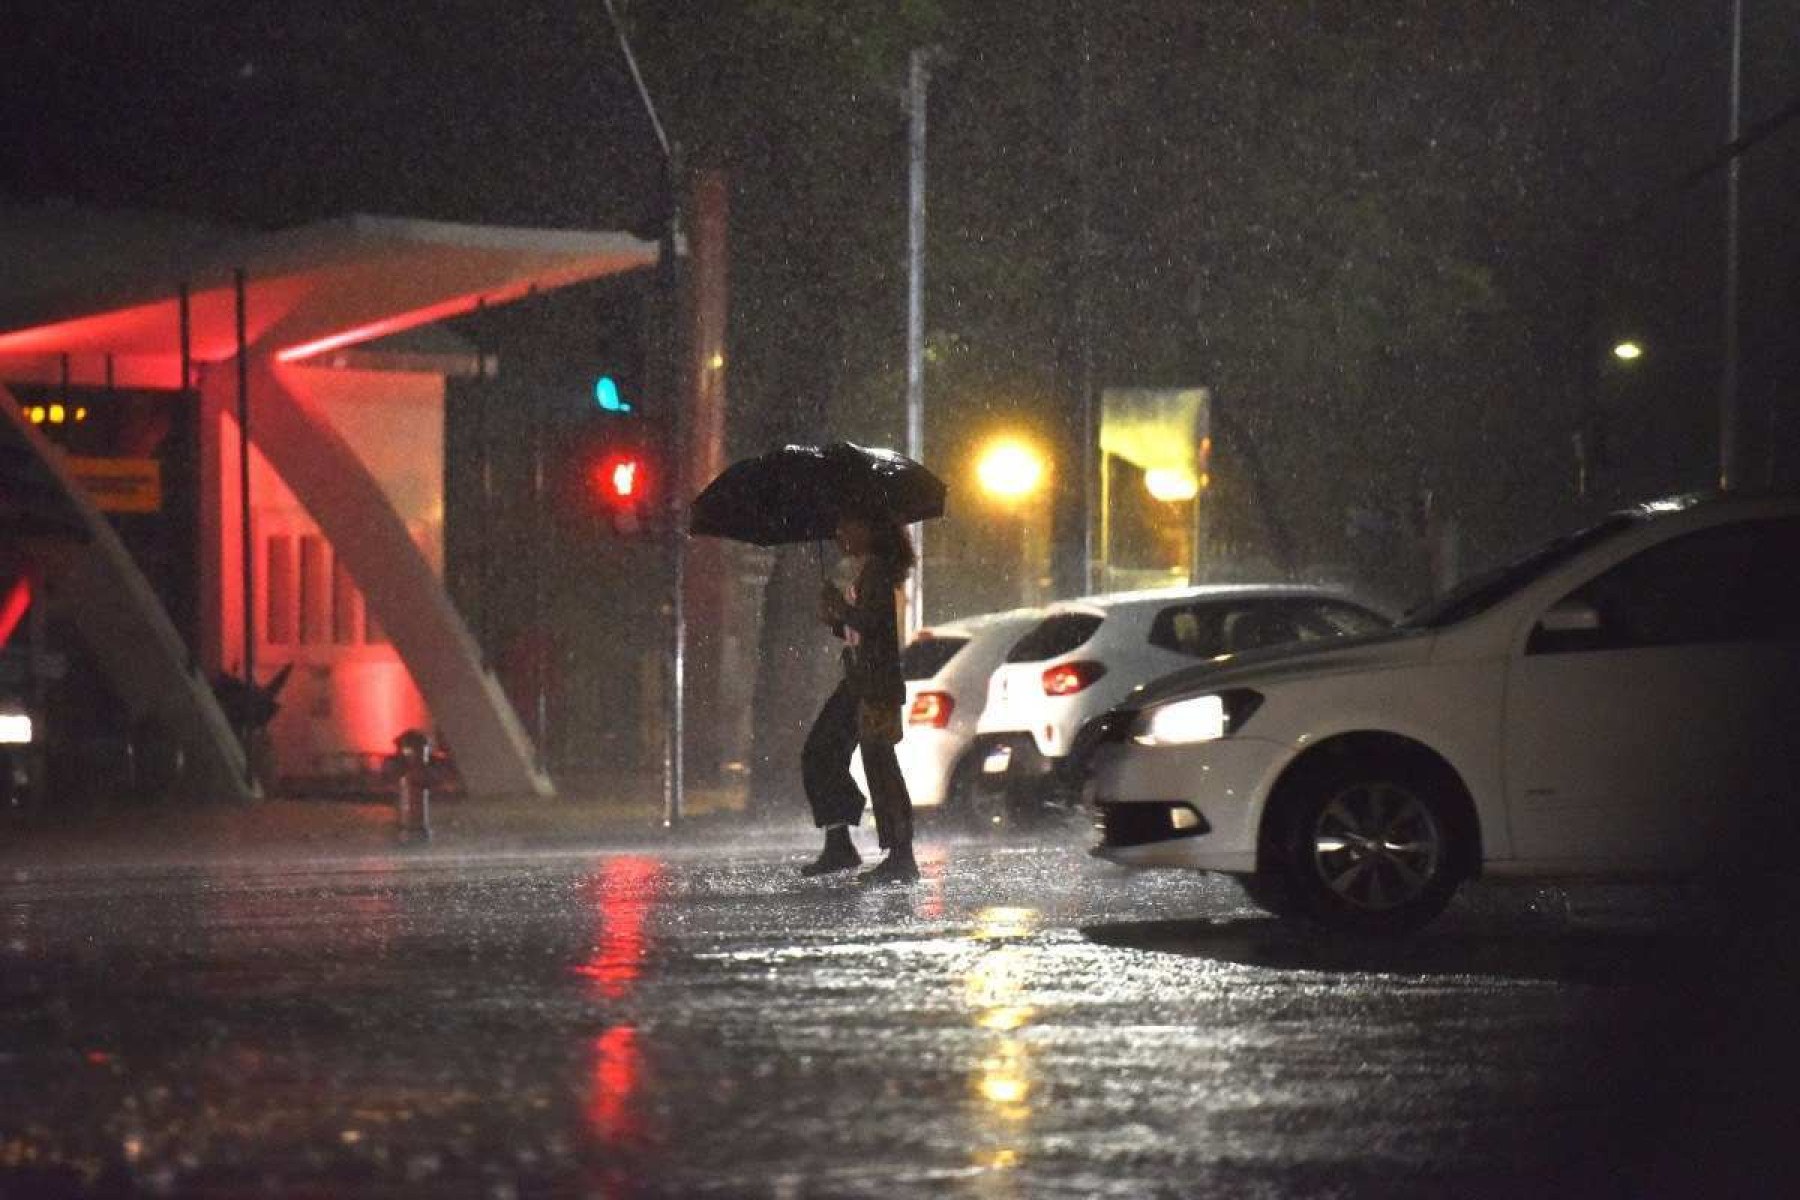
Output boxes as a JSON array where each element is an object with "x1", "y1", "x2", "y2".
[{"x1": 802, "y1": 682, "x2": 914, "y2": 850}]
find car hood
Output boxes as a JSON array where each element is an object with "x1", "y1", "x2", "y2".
[{"x1": 1124, "y1": 628, "x2": 1436, "y2": 710}]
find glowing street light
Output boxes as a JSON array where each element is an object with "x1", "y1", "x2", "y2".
[
  {"x1": 1612, "y1": 340, "x2": 1645, "y2": 363},
  {"x1": 976, "y1": 440, "x2": 1046, "y2": 500},
  {"x1": 1144, "y1": 467, "x2": 1200, "y2": 503}
]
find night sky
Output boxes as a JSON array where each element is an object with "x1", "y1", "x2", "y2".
[{"x1": 7, "y1": 1, "x2": 1800, "y2": 586}]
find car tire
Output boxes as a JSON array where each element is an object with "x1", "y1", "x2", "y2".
[{"x1": 1269, "y1": 755, "x2": 1467, "y2": 934}]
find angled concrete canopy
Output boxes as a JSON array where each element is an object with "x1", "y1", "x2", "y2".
[
  {"x1": 0, "y1": 210, "x2": 657, "y2": 386},
  {"x1": 0, "y1": 206, "x2": 659, "y2": 800}
]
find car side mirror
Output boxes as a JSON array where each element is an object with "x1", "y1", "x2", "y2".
[{"x1": 1537, "y1": 598, "x2": 1601, "y2": 635}]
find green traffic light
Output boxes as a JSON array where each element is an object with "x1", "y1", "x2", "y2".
[{"x1": 595, "y1": 375, "x2": 634, "y2": 413}]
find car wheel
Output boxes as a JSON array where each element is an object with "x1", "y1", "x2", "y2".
[{"x1": 1272, "y1": 758, "x2": 1465, "y2": 934}]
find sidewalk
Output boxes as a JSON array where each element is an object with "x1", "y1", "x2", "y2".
[{"x1": 0, "y1": 776, "x2": 813, "y2": 870}]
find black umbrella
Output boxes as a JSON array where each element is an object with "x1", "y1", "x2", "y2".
[{"x1": 689, "y1": 442, "x2": 946, "y2": 546}]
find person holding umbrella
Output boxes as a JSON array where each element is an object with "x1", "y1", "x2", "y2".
[
  {"x1": 689, "y1": 442, "x2": 944, "y2": 884},
  {"x1": 803, "y1": 506, "x2": 918, "y2": 883}
]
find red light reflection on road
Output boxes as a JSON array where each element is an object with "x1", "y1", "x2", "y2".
[
  {"x1": 573, "y1": 856, "x2": 663, "y2": 1000},
  {"x1": 918, "y1": 843, "x2": 948, "y2": 920},
  {"x1": 586, "y1": 1024, "x2": 641, "y2": 1143},
  {"x1": 575, "y1": 856, "x2": 663, "y2": 1148}
]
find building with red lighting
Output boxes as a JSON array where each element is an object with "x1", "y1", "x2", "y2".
[{"x1": 0, "y1": 203, "x2": 659, "y2": 803}]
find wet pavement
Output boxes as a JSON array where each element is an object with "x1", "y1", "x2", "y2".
[{"x1": 3, "y1": 823, "x2": 1798, "y2": 1198}]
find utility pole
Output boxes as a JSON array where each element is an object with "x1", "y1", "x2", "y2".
[
  {"x1": 1721, "y1": 0, "x2": 1744, "y2": 491},
  {"x1": 905, "y1": 47, "x2": 929, "y2": 636},
  {"x1": 1074, "y1": 1, "x2": 1098, "y2": 593},
  {"x1": 600, "y1": 0, "x2": 685, "y2": 826}
]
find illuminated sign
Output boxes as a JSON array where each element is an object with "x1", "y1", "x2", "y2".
[{"x1": 66, "y1": 457, "x2": 163, "y2": 514}]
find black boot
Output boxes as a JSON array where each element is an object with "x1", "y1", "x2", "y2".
[
  {"x1": 858, "y1": 841, "x2": 920, "y2": 885},
  {"x1": 800, "y1": 826, "x2": 862, "y2": 877}
]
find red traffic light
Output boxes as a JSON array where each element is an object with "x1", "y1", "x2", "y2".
[{"x1": 589, "y1": 451, "x2": 649, "y2": 507}]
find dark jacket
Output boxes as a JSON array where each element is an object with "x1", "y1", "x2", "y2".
[{"x1": 834, "y1": 555, "x2": 906, "y2": 708}]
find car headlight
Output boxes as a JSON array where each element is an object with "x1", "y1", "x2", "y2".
[
  {"x1": 0, "y1": 711, "x2": 34, "y2": 746},
  {"x1": 1132, "y1": 690, "x2": 1262, "y2": 747}
]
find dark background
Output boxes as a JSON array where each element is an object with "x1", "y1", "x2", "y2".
[{"x1": 8, "y1": 0, "x2": 1800, "y2": 789}]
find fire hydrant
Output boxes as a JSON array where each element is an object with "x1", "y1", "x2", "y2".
[{"x1": 394, "y1": 730, "x2": 433, "y2": 844}]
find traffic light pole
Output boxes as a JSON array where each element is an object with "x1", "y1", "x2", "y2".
[
  {"x1": 661, "y1": 172, "x2": 687, "y2": 830},
  {"x1": 603, "y1": 0, "x2": 686, "y2": 828}
]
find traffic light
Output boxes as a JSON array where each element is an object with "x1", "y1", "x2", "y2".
[
  {"x1": 593, "y1": 374, "x2": 634, "y2": 414},
  {"x1": 555, "y1": 423, "x2": 659, "y2": 537},
  {"x1": 588, "y1": 446, "x2": 652, "y2": 533}
]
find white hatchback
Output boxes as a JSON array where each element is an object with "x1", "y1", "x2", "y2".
[
  {"x1": 851, "y1": 608, "x2": 1043, "y2": 817},
  {"x1": 972, "y1": 586, "x2": 1390, "y2": 810},
  {"x1": 1089, "y1": 493, "x2": 1800, "y2": 932}
]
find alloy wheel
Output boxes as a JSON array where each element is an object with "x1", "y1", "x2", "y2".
[{"x1": 1309, "y1": 781, "x2": 1444, "y2": 912}]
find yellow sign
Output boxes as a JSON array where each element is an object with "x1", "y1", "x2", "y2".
[{"x1": 67, "y1": 457, "x2": 163, "y2": 514}]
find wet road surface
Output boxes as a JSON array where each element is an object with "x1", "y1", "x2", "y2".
[{"x1": 3, "y1": 827, "x2": 1798, "y2": 1197}]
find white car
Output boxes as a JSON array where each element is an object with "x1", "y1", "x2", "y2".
[
  {"x1": 972, "y1": 586, "x2": 1391, "y2": 813},
  {"x1": 851, "y1": 608, "x2": 1044, "y2": 817},
  {"x1": 1089, "y1": 493, "x2": 1800, "y2": 932}
]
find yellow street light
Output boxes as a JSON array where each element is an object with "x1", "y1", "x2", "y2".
[
  {"x1": 1144, "y1": 467, "x2": 1200, "y2": 503},
  {"x1": 1612, "y1": 340, "x2": 1645, "y2": 362},
  {"x1": 976, "y1": 439, "x2": 1045, "y2": 500}
]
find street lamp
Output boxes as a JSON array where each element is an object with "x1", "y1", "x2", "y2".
[
  {"x1": 976, "y1": 439, "x2": 1046, "y2": 501},
  {"x1": 976, "y1": 438, "x2": 1049, "y2": 607},
  {"x1": 1144, "y1": 467, "x2": 1201, "y2": 503}
]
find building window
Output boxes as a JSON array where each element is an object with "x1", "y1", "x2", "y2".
[
  {"x1": 299, "y1": 535, "x2": 329, "y2": 645},
  {"x1": 265, "y1": 535, "x2": 295, "y2": 646},
  {"x1": 332, "y1": 555, "x2": 361, "y2": 645}
]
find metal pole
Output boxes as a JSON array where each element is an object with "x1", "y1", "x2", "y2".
[
  {"x1": 600, "y1": 0, "x2": 684, "y2": 825},
  {"x1": 1098, "y1": 449, "x2": 1111, "y2": 592},
  {"x1": 234, "y1": 268, "x2": 255, "y2": 779},
  {"x1": 530, "y1": 391, "x2": 549, "y2": 775},
  {"x1": 473, "y1": 298, "x2": 491, "y2": 667},
  {"x1": 1721, "y1": 0, "x2": 1744, "y2": 491},
  {"x1": 178, "y1": 282, "x2": 196, "y2": 676},
  {"x1": 664, "y1": 191, "x2": 687, "y2": 830},
  {"x1": 905, "y1": 47, "x2": 929, "y2": 635},
  {"x1": 1075, "y1": 0, "x2": 1098, "y2": 594}
]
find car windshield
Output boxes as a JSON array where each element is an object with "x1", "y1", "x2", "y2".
[{"x1": 1400, "y1": 514, "x2": 1641, "y2": 629}]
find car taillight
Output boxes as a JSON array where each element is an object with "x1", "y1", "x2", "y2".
[
  {"x1": 1042, "y1": 661, "x2": 1107, "y2": 696},
  {"x1": 908, "y1": 691, "x2": 955, "y2": 728}
]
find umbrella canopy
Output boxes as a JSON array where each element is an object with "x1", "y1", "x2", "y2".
[{"x1": 690, "y1": 442, "x2": 946, "y2": 546}]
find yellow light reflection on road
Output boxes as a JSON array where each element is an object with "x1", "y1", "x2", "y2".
[
  {"x1": 965, "y1": 908, "x2": 1042, "y2": 1192},
  {"x1": 974, "y1": 906, "x2": 1038, "y2": 941}
]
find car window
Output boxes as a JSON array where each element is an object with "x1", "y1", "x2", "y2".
[
  {"x1": 1148, "y1": 603, "x2": 1229, "y2": 657},
  {"x1": 1404, "y1": 513, "x2": 1640, "y2": 629},
  {"x1": 1005, "y1": 613, "x2": 1103, "y2": 663},
  {"x1": 901, "y1": 635, "x2": 970, "y2": 681},
  {"x1": 1147, "y1": 598, "x2": 1383, "y2": 658},
  {"x1": 1531, "y1": 521, "x2": 1768, "y2": 653}
]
